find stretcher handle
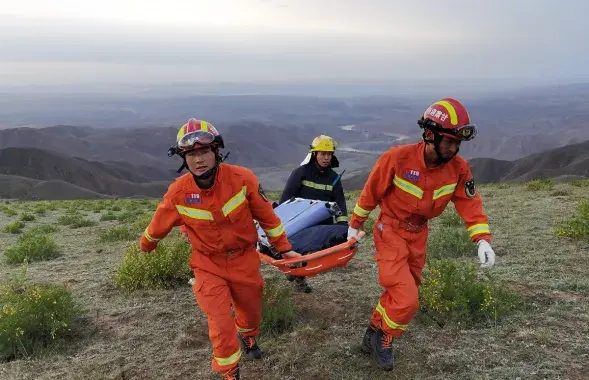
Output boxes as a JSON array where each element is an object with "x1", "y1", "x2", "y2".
[{"x1": 261, "y1": 231, "x2": 366, "y2": 266}]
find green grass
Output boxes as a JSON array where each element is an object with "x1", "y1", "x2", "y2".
[
  {"x1": 419, "y1": 259, "x2": 520, "y2": 327},
  {"x1": 0, "y1": 265, "x2": 82, "y2": 362},
  {"x1": 570, "y1": 179, "x2": 589, "y2": 188},
  {"x1": 113, "y1": 238, "x2": 192, "y2": 291},
  {"x1": 526, "y1": 178, "x2": 555, "y2": 191},
  {"x1": 553, "y1": 199, "x2": 589, "y2": 242},
  {"x1": 3, "y1": 231, "x2": 60, "y2": 264},
  {"x1": 260, "y1": 278, "x2": 299, "y2": 337},
  {"x1": 0, "y1": 184, "x2": 587, "y2": 380},
  {"x1": 98, "y1": 226, "x2": 137, "y2": 243},
  {"x1": 57, "y1": 214, "x2": 96, "y2": 229},
  {"x1": 1, "y1": 207, "x2": 18, "y2": 217},
  {"x1": 2, "y1": 221, "x2": 25, "y2": 234},
  {"x1": 437, "y1": 206, "x2": 463, "y2": 227},
  {"x1": 19, "y1": 213, "x2": 35, "y2": 222},
  {"x1": 426, "y1": 226, "x2": 473, "y2": 259}
]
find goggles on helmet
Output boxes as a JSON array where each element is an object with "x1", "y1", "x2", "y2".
[
  {"x1": 177, "y1": 130, "x2": 216, "y2": 152},
  {"x1": 430, "y1": 124, "x2": 477, "y2": 141}
]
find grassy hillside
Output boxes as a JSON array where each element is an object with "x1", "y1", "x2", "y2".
[{"x1": 1, "y1": 182, "x2": 588, "y2": 379}]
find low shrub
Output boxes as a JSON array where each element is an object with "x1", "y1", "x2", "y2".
[
  {"x1": 3, "y1": 232, "x2": 60, "y2": 263},
  {"x1": 98, "y1": 226, "x2": 137, "y2": 243},
  {"x1": 19, "y1": 213, "x2": 35, "y2": 222},
  {"x1": 0, "y1": 266, "x2": 81, "y2": 361},
  {"x1": 2, "y1": 221, "x2": 25, "y2": 234},
  {"x1": 553, "y1": 200, "x2": 589, "y2": 243},
  {"x1": 427, "y1": 226, "x2": 473, "y2": 259},
  {"x1": 260, "y1": 278, "x2": 298, "y2": 337},
  {"x1": 114, "y1": 238, "x2": 192, "y2": 291},
  {"x1": 526, "y1": 179, "x2": 554, "y2": 191},
  {"x1": 419, "y1": 259, "x2": 520, "y2": 327}
]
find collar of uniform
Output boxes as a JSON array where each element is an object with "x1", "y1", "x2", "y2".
[
  {"x1": 417, "y1": 141, "x2": 429, "y2": 171},
  {"x1": 312, "y1": 162, "x2": 328, "y2": 176},
  {"x1": 187, "y1": 164, "x2": 224, "y2": 192},
  {"x1": 215, "y1": 163, "x2": 225, "y2": 185},
  {"x1": 418, "y1": 141, "x2": 453, "y2": 172}
]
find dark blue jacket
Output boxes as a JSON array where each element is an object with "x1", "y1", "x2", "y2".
[{"x1": 279, "y1": 162, "x2": 348, "y2": 225}]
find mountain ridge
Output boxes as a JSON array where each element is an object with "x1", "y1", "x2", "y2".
[{"x1": 342, "y1": 139, "x2": 589, "y2": 190}]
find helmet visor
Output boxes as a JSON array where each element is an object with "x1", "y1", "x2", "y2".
[{"x1": 177, "y1": 130, "x2": 216, "y2": 152}]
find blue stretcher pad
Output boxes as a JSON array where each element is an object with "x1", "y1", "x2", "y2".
[{"x1": 256, "y1": 197, "x2": 342, "y2": 249}]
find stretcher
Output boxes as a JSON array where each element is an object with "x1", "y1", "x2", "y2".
[
  {"x1": 256, "y1": 197, "x2": 341, "y2": 246},
  {"x1": 255, "y1": 197, "x2": 366, "y2": 277},
  {"x1": 258, "y1": 231, "x2": 365, "y2": 277}
]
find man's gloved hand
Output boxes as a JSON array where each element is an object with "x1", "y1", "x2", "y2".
[
  {"x1": 281, "y1": 250, "x2": 302, "y2": 259},
  {"x1": 477, "y1": 240, "x2": 496, "y2": 268},
  {"x1": 337, "y1": 220, "x2": 349, "y2": 226},
  {"x1": 347, "y1": 227, "x2": 360, "y2": 241},
  {"x1": 281, "y1": 250, "x2": 303, "y2": 268}
]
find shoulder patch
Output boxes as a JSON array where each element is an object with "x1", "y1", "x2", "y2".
[
  {"x1": 258, "y1": 184, "x2": 269, "y2": 202},
  {"x1": 465, "y1": 179, "x2": 476, "y2": 198}
]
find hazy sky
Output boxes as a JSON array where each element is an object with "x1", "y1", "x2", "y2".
[{"x1": 1, "y1": 0, "x2": 589, "y2": 87}]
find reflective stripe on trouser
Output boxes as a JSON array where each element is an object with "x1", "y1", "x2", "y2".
[
  {"x1": 370, "y1": 219, "x2": 428, "y2": 337},
  {"x1": 191, "y1": 251, "x2": 263, "y2": 373}
]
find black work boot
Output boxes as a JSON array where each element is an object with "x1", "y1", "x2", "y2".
[
  {"x1": 285, "y1": 273, "x2": 296, "y2": 282},
  {"x1": 362, "y1": 323, "x2": 377, "y2": 353},
  {"x1": 370, "y1": 328, "x2": 395, "y2": 371},
  {"x1": 294, "y1": 276, "x2": 313, "y2": 293},
  {"x1": 238, "y1": 334, "x2": 262, "y2": 360},
  {"x1": 222, "y1": 365, "x2": 240, "y2": 380}
]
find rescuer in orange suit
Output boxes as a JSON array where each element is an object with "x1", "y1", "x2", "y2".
[
  {"x1": 347, "y1": 98, "x2": 497, "y2": 371},
  {"x1": 139, "y1": 118, "x2": 301, "y2": 380}
]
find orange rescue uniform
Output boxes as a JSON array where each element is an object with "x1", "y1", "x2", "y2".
[
  {"x1": 350, "y1": 142, "x2": 492, "y2": 337},
  {"x1": 140, "y1": 163, "x2": 292, "y2": 374}
]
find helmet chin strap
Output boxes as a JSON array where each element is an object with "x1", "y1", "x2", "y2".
[
  {"x1": 179, "y1": 147, "x2": 223, "y2": 188},
  {"x1": 423, "y1": 130, "x2": 459, "y2": 165}
]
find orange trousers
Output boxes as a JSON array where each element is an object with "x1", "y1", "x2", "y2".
[
  {"x1": 370, "y1": 217, "x2": 428, "y2": 337},
  {"x1": 191, "y1": 247, "x2": 264, "y2": 373}
]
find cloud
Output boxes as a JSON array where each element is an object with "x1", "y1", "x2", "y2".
[{"x1": 1, "y1": 0, "x2": 588, "y2": 86}]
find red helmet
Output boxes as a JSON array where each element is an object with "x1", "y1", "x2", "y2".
[
  {"x1": 174, "y1": 118, "x2": 224, "y2": 154},
  {"x1": 418, "y1": 98, "x2": 476, "y2": 141}
]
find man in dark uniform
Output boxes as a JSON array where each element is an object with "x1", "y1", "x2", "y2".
[{"x1": 279, "y1": 135, "x2": 348, "y2": 293}]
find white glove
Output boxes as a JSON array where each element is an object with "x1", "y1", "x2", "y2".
[
  {"x1": 347, "y1": 227, "x2": 360, "y2": 241},
  {"x1": 477, "y1": 240, "x2": 495, "y2": 268}
]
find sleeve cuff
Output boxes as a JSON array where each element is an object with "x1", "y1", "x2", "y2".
[
  {"x1": 276, "y1": 241, "x2": 293, "y2": 254},
  {"x1": 472, "y1": 234, "x2": 492, "y2": 244},
  {"x1": 140, "y1": 236, "x2": 158, "y2": 252},
  {"x1": 350, "y1": 219, "x2": 364, "y2": 230}
]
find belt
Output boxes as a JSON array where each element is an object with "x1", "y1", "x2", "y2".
[
  {"x1": 223, "y1": 247, "x2": 249, "y2": 257},
  {"x1": 197, "y1": 247, "x2": 249, "y2": 257},
  {"x1": 379, "y1": 213, "x2": 428, "y2": 233}
]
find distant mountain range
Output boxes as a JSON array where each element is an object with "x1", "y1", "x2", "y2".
[
  {"x1": 0, "y1": 122, "x2": 320, "y2": 171},
  {"x1": 341, "y1": 139, "x2": 589, "y2": 191},
  {"x1": 469, "y1": 139, "x2": 589, "y2": 183},
  {"x1": 3, "y1": 83, "x2": 589, "y2": 163},
  {"x1": 1, "y1": 138, "x2": 587, "y2": 200},
  {"x1": 2, "y1": 83, "x2": 589, "y2": 199}
]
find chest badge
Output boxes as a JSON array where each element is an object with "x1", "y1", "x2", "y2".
[
  {"x1": 402, "y1": 169, "x2": 421, "y2": 181},
  {"x1": 185, "y1": 193, "x2": 201, "y2": 204}
]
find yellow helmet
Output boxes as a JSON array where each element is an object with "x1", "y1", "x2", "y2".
[{"x1": 309, "y1": 135, "x2": 338, "y2": 152}]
